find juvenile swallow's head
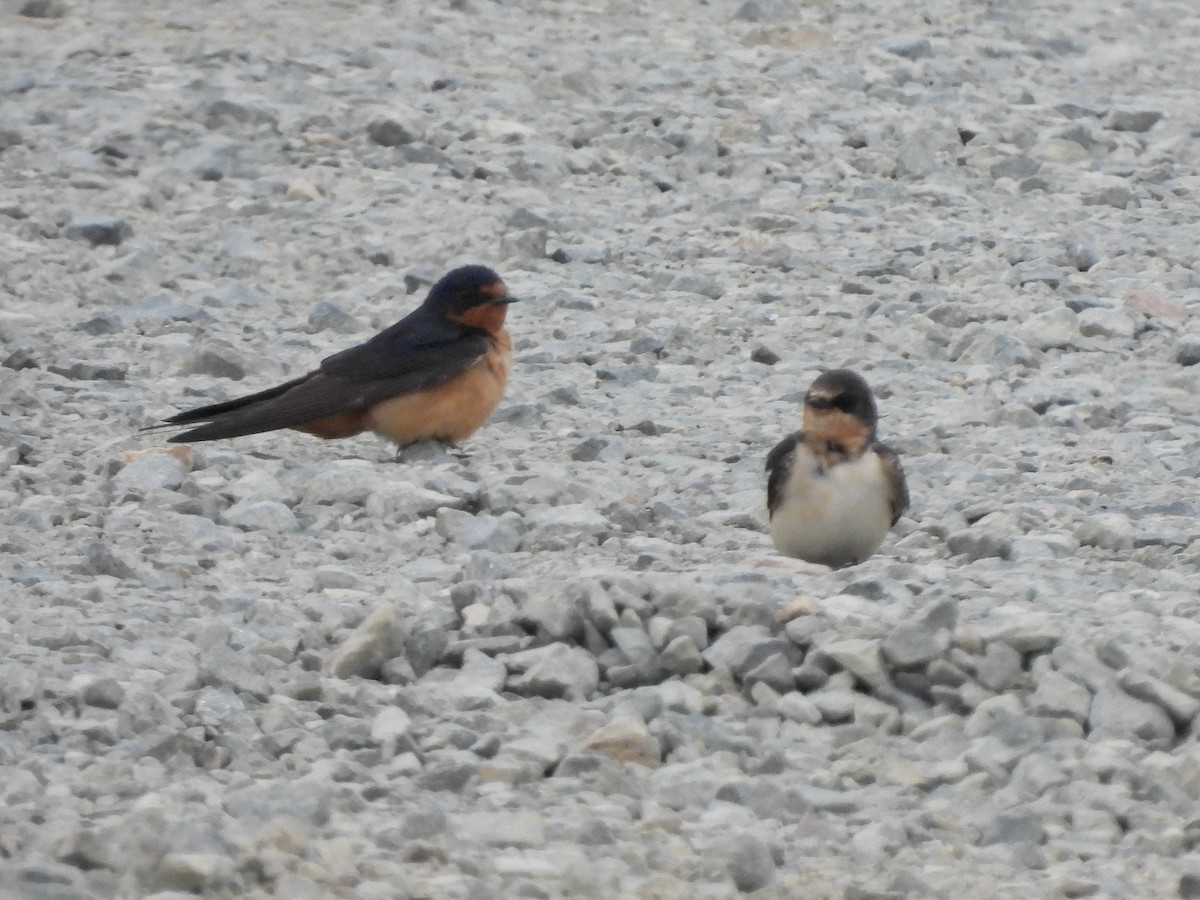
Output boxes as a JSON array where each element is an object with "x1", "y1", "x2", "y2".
[
  {"x1": 802, "y1": 369, "x2": 878, "y2": 453},
  {"x1": 425, "y1": 266, "x2": 517, "y2": 324}
]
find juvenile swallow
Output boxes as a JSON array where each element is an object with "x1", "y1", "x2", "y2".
[
  {"x1": 765, "y1": 369, "x2": 909, "y2": 567},
  {"x1": 152, "y1": 265, "x2": 516, "y2": 447}
]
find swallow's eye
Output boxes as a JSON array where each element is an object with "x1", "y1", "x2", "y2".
[{"x1": 832, "y1": 395, "x2": 856, "y2": 412}]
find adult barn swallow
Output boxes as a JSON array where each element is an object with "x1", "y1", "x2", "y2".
[
  {"x1": 765, "y1": 369, "x2": 909, "y2": 567},
  {"x1": 155, "y1": 265, "x2": 516, "y2": 447}
]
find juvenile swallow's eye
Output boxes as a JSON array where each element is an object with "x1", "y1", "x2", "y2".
[{"x1": 832, "y1": 395, "x2": 856, "y2": 412}]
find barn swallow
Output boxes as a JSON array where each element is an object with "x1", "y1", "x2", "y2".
[
  {"x1": 151, "y1": 265, "x2": 517, "y2": 447},
  {"x1": 765, "y1": 369, "x2": 909, "y2": 567}
]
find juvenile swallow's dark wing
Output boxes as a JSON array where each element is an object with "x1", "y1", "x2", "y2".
[
  {"x1": 765, "y1": 432, "x2": 800, "y2": 517},
  {"x1": 874, "y1": 441, "x2": 909, "y2": 525}
]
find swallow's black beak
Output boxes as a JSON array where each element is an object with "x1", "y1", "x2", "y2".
[{"x1": 495, "y1": 294, "x2": 520, "y2": 304}]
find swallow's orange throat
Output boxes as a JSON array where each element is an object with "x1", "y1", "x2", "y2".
[
  {"x1": 450, "y1": 301, "x2": 509, "y2": 334},
  {"x1": 801, "y1": 408, "x2": 872, "y2": 468}
]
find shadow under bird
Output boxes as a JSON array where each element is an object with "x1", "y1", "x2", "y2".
[
  {"x1": 765, "y1": 369, "x2": 909, "y2": 568},
  {"x1": 150, "y1": 265, "x2": 516, "y2": 448}
]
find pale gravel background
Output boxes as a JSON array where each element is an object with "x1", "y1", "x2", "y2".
[{"x1": 2, "y1": 0, "x2": 1200, "y2": 897}]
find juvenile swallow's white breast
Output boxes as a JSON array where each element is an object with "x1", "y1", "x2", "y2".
[{"x1": 769, "y1": 446, "x2": 893, "y2": 568}]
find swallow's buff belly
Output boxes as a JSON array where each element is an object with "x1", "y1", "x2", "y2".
[{"x1": 768, "y1": 449, "x2": 893, "y2": 568}]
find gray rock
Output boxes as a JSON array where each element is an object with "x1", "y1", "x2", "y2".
[
  {"x1": 505, "y1": 644, "x2": 599, "y2": 700},
  {"x1": 299, "y1": 463, "x2": 379, "y2": 505},
  {"x1": 792, "y1": 659, "x2": 830, "y2": 691},
  {"x1": 1175, "y1": 337, "x2": 1200, "y2": 367},
  {"x1": 505, "y1": 208, "x2": 551, "y2": 230},
  {"x1": 659, "y1": 635, "x2": 704, "y2": 675},
  {"x1": 1028, "y1": 669, "x2": 1092, "y2": 723},
  {"x1": 578, "y1": 718, "x2": 661, "y2": 766},
  {"x1": 853, "y1": 693, "x2": 902, "y2": 731},
  {"x1": 513, "y1": 588, "x2": 584, "y2": 642},
  {"x1": 647, "y1": 757, "x2": 733, "y2": 810},
  {"x1": 1021, "y1": 306, "x2": 1081, "y2": 350},
  {"x1": 892, "y1": 123, "x2": 961, "y2": 178},
  {"x1": 732, "y1": 0, "x2": 797, "y2": 22},
  {"x1": 370, "y1": 706, "x2": 413, "y2": 750},
  {"x1": 3, "y1": 346, "x2": 37, "y2": 370},
  {"x1": 1117, "y1": 670, "x2": 1199, "y2": 728},
  {"x1": 327, "y1": 605, "x2": 407, "y2": 679},
  {"x1": 1076, "y1": 514, "x2": 1135, "y2": 551},
  {"x1": 570, "y1": 436, "x2": 626, "y2": 463},
  {"x1": 726, "y1": 833, "x2": 776, "y2": 893},
  {"x1": 609, "y1": 626, "x2": 657, "y2": 667},
  {"x1": 435, "y1": 509, "x2": 522, "y2": 553},
  {"x1": 946, "y1": 525, "x2": 1012, "y2": 561},
  {"x1": 203, "y1": 98, "x2": 277, "y2": 131},
  {"x1": 881, "y1": 624, "x2": 946, "y2": 669},
  {"x1": 81, "y1": 677, "x2": 125, "y2": 710},
  {"x1": 809, "y1": 687, "x2": 856, "y2": 723},
  {"x1": 715, "y1": 778, "x2": 812, "y2": 820},
  {"x1": 155, "y1": 853, "x2": 235, "y2": 892},
  {"x1": 979, "y1": 811, "x2": 1046, "y2": 846},
  {"x1": 817, "y1": 638, "x2": 888, "y2": 689},
  {"x1": 499, "y1": 227, "x2": 548, "y2": 261},
  {"x1": 180, "y1": 342, "x2": 251, "y2": 380},
  {"x1": 222, "y1": 499, "x2": 300, "y2": 533},
  {"x1": 19, "y1": 0, "x2": 68, "y2": 18},
  {"x1": 793, "y1": 784, "x2": 860, "y2": 814},
  {"x1": 1086, "y1": 184, "x2": 1136, "y2": 208},
  {"x1": 750, "y1": 345, "x2": 781, "y2": 365},
  {"x1": 703, "y1": 626, "x2": 790, "y2": 679},
  {"x1": 367, "y1": 117, "x2": 419, "y2": 147},
  {"x1": 49, "y1": 360, "x2": 127, "y2": 380},
  {"x1": 1065, "y1": 238, "x2": 1099, "y2": 272},
  {"x1": 405, "y1": 626, "x2": 448, "y2": 678},
  {"x1": 1077, "y1": 307, "x2": 1137, "y2": 338},
  {"x1": 743, "y1": 652, "x2": 796, "y2": 694},
  {"x1": 365, "y1": 247, "x2": 394, "y2": 266},
  {"x1": 64, "y1": 213, "x2": 133, "y2": 247},
  {"x1": 667, "y1": 272, "x2": 725, "y2": 299},
  {"x1": 776, "y1": 691, "x2": 822, "y2": 725},
  {"x1": 886, "y1": 36, "x2": 933, "y2": 60},
  {"x1": 974, "y1": 641, "x2": 1024, "y2": 691},
  {"x1": 664, "y1": 615, "x2": 709, "y2": 650},
  {"x1": 1103, "y1": 109, "x2": 1163, "y2": 132},
  {"x1": 1088, "y1": 686, "x2": 1175, "y2": 743},
  {"x1": 953, "y1": 329, "x2": 1037, "y2": 369},
  {"x1": 402, "y1": 143, "x2": 451, "y2": 166},
  {"x1": 111, "y1": 452, "x2": 189, "y2": 495},
  {"x1": 306, "y1": 301, "x2": 361, "y2": 334},
  {"x1": 455, "y1": 810, "x2": 546, "y2": 848},
  {"x1": 549, "y1": 242, "x2": 609, "y2": 264},
  {"x1": 81, "y1": 542, "x2": 138, "y2": 579},
  {"x1": 521, "y1": 505, "x2": 611, "y2": 551},
  {"x1": 0, "y1": 126, "x2": 23, "y2": 151},
  {"x1": 975, "y1": 613, "x2": 1059, "y2": 654},
  {"x1": 990, "y1": 155, "x2": 1040, "y2": 180}
]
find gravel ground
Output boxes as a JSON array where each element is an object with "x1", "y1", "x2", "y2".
[{"x1": 3, "y1": 0, "x2": 1200, "y2": 897}]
